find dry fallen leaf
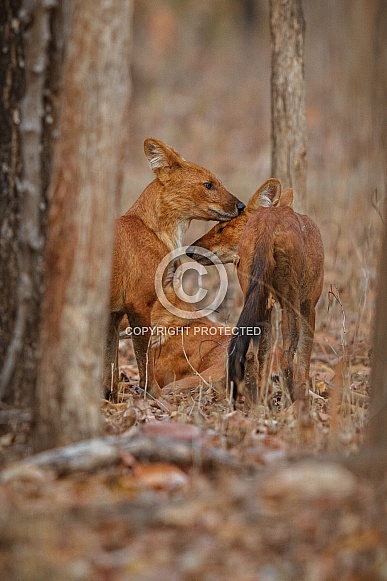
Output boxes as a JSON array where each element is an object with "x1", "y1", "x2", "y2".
[
  {"x1": 122, "y1": 462, "x2": 189, "y2": 492},
  {"x1": 315, "y1": 379, "x2": 330, "y2": 394},
  {"x1": 314, "y1": 362, "x2": 335, "y2": 383},
  {"x1": 142, "y1": 420, "x2": 200, "y2": 440},
  {"x1": 317, "y1": 411, "x2": 330, "y2": 422}
]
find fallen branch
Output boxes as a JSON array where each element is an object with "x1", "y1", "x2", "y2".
[
  {"x1": 0, "y1": 425, "x2": 244, "y2": 481},
  {"x1": 0, "y1": 410, "x2": 31, "y2": 424}
]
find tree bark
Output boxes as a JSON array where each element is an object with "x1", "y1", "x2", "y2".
[
  {"x1": 368, "y1": 0, "x2": 387, "y2": 450},
  {"x1": 0, "y1": 1, "x2": 66, "y2": 416},
  {"x1": 269, "y1": 0, "x2": 307, "y2": 212},
  {"x1": 0, "y1": 0, "x2": 24, "y2": 406},
  {"x1": 369, "y1": 218, "x2": 387, "y2": 446},
  {"x1": 33, "y1": 0, "x2": 133, "y2": 452}
]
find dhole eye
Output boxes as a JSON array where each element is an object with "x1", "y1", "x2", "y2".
[{"x1": 204, "y1": 182, "x2": 215, "y2": 190}]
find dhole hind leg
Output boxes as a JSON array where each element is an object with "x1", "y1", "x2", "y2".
[
  {"x1": 244, "y1": 345, "x2": 258, "y2": 405},
  {"x1": 257, "y1": 312, "x2": 272, "y2": 401},
  {"x1": 241, "y1": 312, "x2": 273, "y2": 405},
  {"x1": 280, "y1": 301, "x2": 300, "y2": 402},
  {"x1": 104, "y1": 311, "x2": 124, "y2": 401},
  {"x1": 129, "y1": 309, "x2": 161, "y2": 398},
  {"x1": 296, "y1": 300, "x2": 316, "y2": 387}
]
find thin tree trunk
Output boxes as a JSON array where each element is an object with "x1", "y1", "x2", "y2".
[
  {"x1": 0, "y1": 1, "x2": 65, "y2": 418},
  {"x1": 368, "y1": 0, "x2": 387, "y2": 450},
  {"x1": 369, "y1": 221, "x2": 387, "y2": 448},
  {"x1": 33, "y1": 0, "x2": 133, "y2": 452},
  {"x1": 0, "y1": 0, "x2": 24, "y2": 407},
  {"x1": 269, "y1": 0, "x2": 307, "y2": 212}
]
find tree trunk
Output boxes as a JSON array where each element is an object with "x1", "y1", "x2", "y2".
[
  {"x1": 33, "y1": 0, "x2": 133, "y2": 452},
  {"x1": 0, "y1": 1, "x2": 66, "y2": 419},
  {"x1": 369, "y1": 221, "x2": 387, "y2": 448},
  {"x1": 368, "y1": 0, "x2": 387, "y2": 449},
  {"x1": 269, "y1": 0, "x2": 307, "y2": 212},
  {"x1": 0, "y1": 0, "x2": 24, "y2": 407}
]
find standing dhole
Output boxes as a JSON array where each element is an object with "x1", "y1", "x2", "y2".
[
  {"x1": 187, "y1": 179, "x2": 324, "y2": 401},
  {"x1": 106, "y1": 138, "x2": 244, "y2": 400}
]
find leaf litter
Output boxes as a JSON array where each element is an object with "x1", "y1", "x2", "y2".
[{"x1": 1, "y1": 314, "x2": 385, "y2": 581}]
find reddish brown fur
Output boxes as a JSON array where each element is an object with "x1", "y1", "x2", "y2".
[
  {"x1": 161, "y1": 361, "x2": 227, "y2": 396},
  {"x1": 119, "y1": 277, "x2": 230, "y2": 388},
  {"x1": 189, "y1": 179, "x2": 324, "y2": 401},
  {"x1": 105, "y1": 138, "x2": 243, "y2": 400},
  {"x1": 150, "y1": 284, "x2": 230, "y2": 386},
  {"x1": 186, "y1": 179, "x2": 286, "y2": 266}
]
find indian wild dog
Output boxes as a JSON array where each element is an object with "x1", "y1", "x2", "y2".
[
  {"x1": 187, "y1": 180, "x2": 293, "y2": 267},
  {"x1": 119, "y1": 262, "x2": 230, "y2": 390},
  {"x1": 187, "y1": 179, "x2": 324, "y2": 401},
  {"x1": 106, "y1": 138, "x2": 244, "y2": 400}
]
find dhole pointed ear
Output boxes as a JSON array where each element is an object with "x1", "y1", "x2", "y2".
[
  {"x1": 144, "y1": 138, "x2": 185, "y2": 178},
  {"x1": 246, "y1": 178, "x2": 282, "y2": 212},
  {"x1": 276, "y1": 188, "x2": 294, "y2": 208}
]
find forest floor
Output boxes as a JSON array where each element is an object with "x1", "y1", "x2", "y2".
[{"x1": 1, "y1": 306, "x2": 386, "y2": 581}]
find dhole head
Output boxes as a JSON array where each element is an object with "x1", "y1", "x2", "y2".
[
  {"x1": 186, "y1": 179, "x2": 290, "y2": 265},
  {"x1": 144, "y1": 138, "x2": 245, "y2": 221}
]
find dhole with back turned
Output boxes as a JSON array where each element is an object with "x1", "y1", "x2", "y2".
[
  {"x1": 187, "y1": 179, "x2": 324, "y2": 402},
  {"x1": 106, "y1": 138, "x2": 244, "y2": 400}
]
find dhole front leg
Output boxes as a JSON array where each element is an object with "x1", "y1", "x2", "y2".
[
  {"x1": 129, "y1": 310, "x2": 161, "y2": 399},
  {"x1": 103, "y1": 311, "x2": 123, "y2": 401}
]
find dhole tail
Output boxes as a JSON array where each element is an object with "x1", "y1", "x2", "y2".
[{"x1": 228, "y1": 229, "x2": 275, "y2": 398}]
